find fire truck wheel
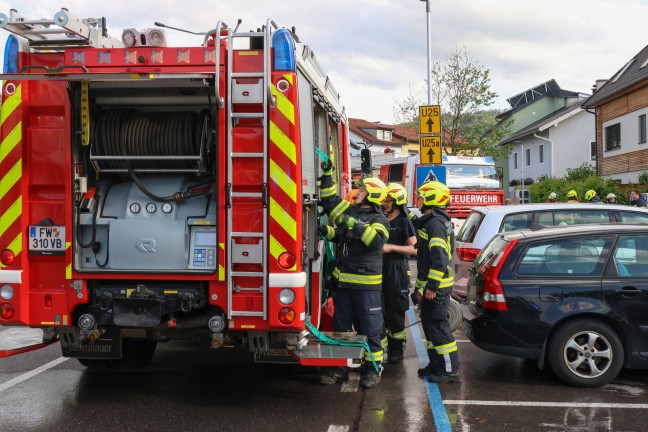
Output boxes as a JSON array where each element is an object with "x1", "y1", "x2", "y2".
[
  {"x1": 448, "y1": 298, "x2": 462, "y2": 333},
  {"x1": 121, "y1": 339, "x2": 157, "y2": 368}
]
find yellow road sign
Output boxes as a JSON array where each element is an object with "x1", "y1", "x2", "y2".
[
  {"x1": 419, "y1": 105, "x2": 441, "y2": 134},
  {"x1": 419, "y1": 136, "x2": 441, "y2": 165}
]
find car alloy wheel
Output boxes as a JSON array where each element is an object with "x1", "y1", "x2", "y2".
[{"x1": 549, "y1": 319, "x2": 623, "y2": 387}]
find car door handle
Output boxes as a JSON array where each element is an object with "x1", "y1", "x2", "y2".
[{"x1": 617, "y1": 287, "x2": 641, "y2": 297}]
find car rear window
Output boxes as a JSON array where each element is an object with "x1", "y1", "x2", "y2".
[
  {"x1": 474, "y1": 235, "x2": 509, "y2": 268},
  {"x1": 457, "y1": 211, "x2": 483, "y2": 242},
  {"x1": 517, "y1": 236, "x2": 612, "y2": 276}
]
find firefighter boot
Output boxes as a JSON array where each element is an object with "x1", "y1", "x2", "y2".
[
  {"x1": 320, "y1": 367, "x2": 349, "y2": 385},
  {"x1": 427, "y1": 372, "x2": 461, "y2": 384},
  {"x1": 387, "y1": 338, "x2": 405, "y2": 364},
  {"x1": 360, "y1": 361, "x2": 383, "y2": 389}
]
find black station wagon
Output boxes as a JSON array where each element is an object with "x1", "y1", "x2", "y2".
[{"x1": 463, "y1": 224, "x2": 648, "y2": 387}]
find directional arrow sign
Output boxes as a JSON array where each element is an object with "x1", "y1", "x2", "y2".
[
  {"x1": 419, "y1": 105, "x2": 441, "y2": 134},
  {"x1": 419, "y1": 136, "x2": 441, "y2": 165}
]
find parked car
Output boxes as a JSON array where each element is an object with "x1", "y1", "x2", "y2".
[
  {"x1": 453, "y1": 203, "x2": 648, "y2": 302},
  {"x1": 462, "y1": 223, "x2": 648, "y2": 387}
]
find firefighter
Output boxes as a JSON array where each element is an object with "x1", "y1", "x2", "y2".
[
  {"x1": 380, "y1": 183, "x2": 417, "y2": 364},
  {"x1": 413, "y1": 180, "x2": 460, "y2": 383},
  {"x1": 318, "y1": 161, "x2": 390, "y2": 389},
  {"x1": 546, "y1": 192, "x2": 558, "y2": 203},
  {"x1": 585, "y1": 189, "x2": 602, "y2": 203},
  {"x1": 566, "y1": 190, "x2": 580, "y2": 203}
]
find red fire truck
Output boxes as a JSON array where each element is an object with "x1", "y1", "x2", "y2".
[
  {"x1": 0, "y1": 8, "x2": 364, "y2": 367},
  {"x1": 379, "y1": 155, "x2": 504, "y2": 231}
]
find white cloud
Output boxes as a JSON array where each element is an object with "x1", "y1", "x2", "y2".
[{"x1": 1, "y1": 0, "x2": 647, "y2": 122}]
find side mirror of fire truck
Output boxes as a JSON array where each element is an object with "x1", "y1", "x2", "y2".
[{"x1": 360, "y1": 148, "x2": 372, "y2": 177}]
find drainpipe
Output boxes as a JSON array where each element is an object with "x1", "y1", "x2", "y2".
[
  {"x1": 534, "y1": 131, "x2": 554, "y2": 177},
  {"x1": 584, "y1": 107, "x2": 597, "y2": 176}
]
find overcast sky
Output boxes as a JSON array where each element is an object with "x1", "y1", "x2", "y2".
[{"x1": 2, "y1": 0, "x2": 647, "y2": 123}]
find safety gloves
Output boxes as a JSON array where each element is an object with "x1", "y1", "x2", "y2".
[{"x1": 336, "y1": 214, "x2": 360, "y2": 230}]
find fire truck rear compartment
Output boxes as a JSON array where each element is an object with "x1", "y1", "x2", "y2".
[{"x1": 74, "y1": 80, "x2": 218, "y2": 274}]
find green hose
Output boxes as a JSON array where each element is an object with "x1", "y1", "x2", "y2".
[{"x1": 305, "y1": 320, "x2": 379, "y2": 373}]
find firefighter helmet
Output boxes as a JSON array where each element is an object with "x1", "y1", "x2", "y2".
[
  {"x1": 548, "y1": 192, "x2": 558, "y2": 200},
  {"x1": 567, "y1": 190, "x2": 578, "y2": 199},
  {"x1": 585, "y1": 190, "x2": 597, "y2": 201},
  {"x1": 606, "y1": 193, "x2": 616, "y2": 200},
  {"x1": 357, "y1": 177, "x2": 387, "y2": 205},
  {"x1": 418, "y1": 181, "x2": 450, "y2": 207},
  {"x1": 385, "y1": 182, "x2": 408, "y2": 206}
]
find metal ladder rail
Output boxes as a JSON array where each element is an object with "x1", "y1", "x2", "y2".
[
  {"x1": 226, "y1": 26, "x2": 273, "y2": 319},
  {"x1": 0, "y1": 8, "x2": 122, "y2": 49}
]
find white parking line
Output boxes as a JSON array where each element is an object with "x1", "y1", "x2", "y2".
[
  {"x1": 0, "y1": 357, "x2": 69, "y2": 392},
  {"x1": 443, "y1": 400, "x2": 648, "y2": 409},
  {"x1": 327, "y1": 426, "x2": 350, "y2": 432},
  {"x1": 340, "y1": 372, "x2": 360, "y2": 392}
]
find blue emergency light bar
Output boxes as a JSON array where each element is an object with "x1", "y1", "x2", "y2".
[
  {"x1": 272, "y1": 28, "x2": 295, "y2": 71},
  {"x1": 3, "y1": 35, "x2": 18, "y2": 74}
]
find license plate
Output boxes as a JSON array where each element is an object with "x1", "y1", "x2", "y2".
[{"x1": 29, "y1": 226, "x2": 65, "y2": 255}]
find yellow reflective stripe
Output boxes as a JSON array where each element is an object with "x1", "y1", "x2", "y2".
[
  {"x1": 438, "y1": 279, "x2": 453, "y2": 288},
  {"x1": 283, "y1": 73, "x2": 294, "y2": 85},
  {"x1": 269, "y1": 159, "x2": 297, "y2": 203},
  {"x1": 271, "y1": 83, "x2": 295, "y2": 125},
  {"x1": 0, "y1": 122, "x2": 22, "y2": 164},
  {"x1": 330, "y1": 200, "x2": 350, "y2": 221},
  {"x1": 0, "y1": 196, "x2": 21, "y2": 237},
  {"x1": 219, "y1": 264, "x2": 225, "y2": 281},
  {"x1": 371, "y1": 223, "x2": 389, "y2": 238},
  {"x1": 360, "y1": 226, "x2": 377, "y2": 246},
  {"x1": 365, "y1": 350, "x2": 384, "y2": 361},
  {"x1": 389, "y1": 330, "x2": 406, "y2": 340},
  {"x1": 381, "y1": 337, "x2": 388, "y2": 349},
  {"x1": 66, "y1": 264, "x2": 72, "y2": 279},
  {"x1": 435, "y1": 341, "x2": 458, "y2": 354},
  {"x1": 269, "y1": 121, "x2": 296, "y2": 164},
  {"x1": 320, "y1": 185, "x2": 336, "y2": 198},
  {"x1": 333, "y1": 268, "x2": 382, "y2": 285},
  {"x1": 415, "y1": 279, "x2": 426, "y2": 289},
  {"x1": 0, "y1": 158, "x2": 21, "y2": 201},
  {"x1": 270, "y1": 197, "x2": 296, "y2": 240},
  {"x1": 429, "y1": 238, "x2": 446, "y2": 249},
  {"x1": 428, "y1": 268, "x2": 444, "y2": 278},
  {"x1": 417, "y1": 229, "x2": 428, "y2": 240},
  {"x1": 324, "y1": 225, "x2": 335, "y2": 240},
  {"x1": 0, "y1": 83, "x2": 21, "y2": 124},
  {"x1": 426, "y1": 341, "x2": 435, "y2": 350}
]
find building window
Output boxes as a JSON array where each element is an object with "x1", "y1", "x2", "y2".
[
  {"x1": 605, "y1": 123, "x2": 621, "y2": 150},
  {"x1": 539, "y1": 144, "x2": 544, "y2": 163},
  {"x1": 376, "y1": 130, "x2": 384, "y2": 140},
  {"x1": 526, "y1": 148, "x2": 531, "y2": 166},
  {"x1": 514, "y1": 152, "x2": 518, "y2": 169},
  {"x1": 591, "y1": 141, "x2": 597, "y2": 161},
  {"x1": 640, "y1": 114, "x2": 647, "y2": 144},
  {"x1": 384, "y1": 130, "x2": 392, "y2": 141}
]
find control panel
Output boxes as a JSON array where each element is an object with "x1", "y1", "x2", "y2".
[{"x1": 188, "y1": 226, "x2": 217, "y2": 270}]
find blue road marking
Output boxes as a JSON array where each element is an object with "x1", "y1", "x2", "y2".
[{"x1": 408, "y1": 307, "x2": 452, "y2": 432}]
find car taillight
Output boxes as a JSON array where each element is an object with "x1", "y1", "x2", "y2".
[
  {"x1": 481, "y1": 239, "x2": 517, "y2": 311},
  {"x1": 457, "y1": 247, "x2": 480, "y2": 262}
]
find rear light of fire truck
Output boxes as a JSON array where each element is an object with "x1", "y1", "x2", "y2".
[
  {"x1": 479, "y1": 239, "x2": 516, "y2": 311},
  {"x1": 278, "y1": 307, "x2": 296, "y2": 325},
  {"x1": 457, "y1": 247, "x2": 480, "y2": 262},
  {"x1": 0, "y1": 303, "x2": 14, "y2": 319},
  {"x1": 0, "y1": 249, "x2": 15, "y2": 266},
  {"x1": 277, "y1": 252, "x2": 296, "y2": 269},
  {"x1": 0, "y1": 285, "x2": 13, "y2": 301}
]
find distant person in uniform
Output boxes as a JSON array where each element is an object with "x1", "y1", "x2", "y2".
[
  {"x1": 566, "y1": 190, "x2": 580, "y2": 203},
  {"x1": 546, "y1": 192, "x2": 558, "y2": 203},
  {"x1": 585, "y1": 190, "x2": 602, "y2": 203}
]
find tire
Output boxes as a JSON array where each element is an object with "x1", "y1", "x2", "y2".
[
  {"x1": 447, "y1": 298, "x2": 462, "y2": 333},
  {"x1": 548, "y1": 319, "x2": 623, "y2": 387},
  {"x1": 78, "y1": 358, "x2": 113, "y2": 369}
]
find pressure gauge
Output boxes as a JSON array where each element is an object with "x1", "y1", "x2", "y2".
[
  {"x1": 146, "y1": 202, "x2": 157, "y2": 213},
  {"x1": 129, "y1": 202, "x2": 141, "y2": 214},
  {"x1": 162, "y1": 203, "x2": 173, "y2": 213}
]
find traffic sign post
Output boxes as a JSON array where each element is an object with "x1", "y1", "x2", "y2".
[
  {"x1": 419, "y1": 105, "x2": 440, "y2": 134},
  {"x1": 419, "y1": 136, "x2": 441, "y2": 165}
]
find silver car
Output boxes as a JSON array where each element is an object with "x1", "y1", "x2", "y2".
[{"x1": 452, "y1": 202, "x2": 648, "y2": 302}]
